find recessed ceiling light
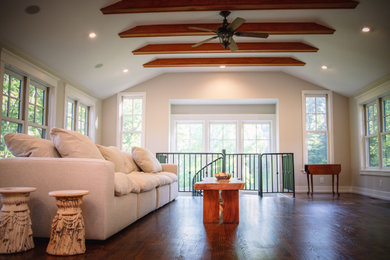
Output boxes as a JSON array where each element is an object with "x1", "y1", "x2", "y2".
[
  {"x1": 89, "y1": 32, "x2": 97, "y2": 39},
  {"x1": 361, "y1": 26, "x2": 371, "y2": 33},
  {"x1": 321, "y1": 65, "x2": 328, "y2": 70},
  {"x1": 123, "y1": 68, "x2": 129, "y2": 73},
  {"x1": 219, "y1": 65, "x2": 226, "y2": 69},
  {"x1": 25, "y1": 5, "x2": 40, "y2": 15}
]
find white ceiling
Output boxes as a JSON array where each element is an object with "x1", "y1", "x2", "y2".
[{"x1": 0, "y1": 0, "x2": 389, "y2": 99}]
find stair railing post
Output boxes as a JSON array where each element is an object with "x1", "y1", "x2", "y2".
[{"x1": 222, "y1": 149, "x2": 226, "y2": 173}]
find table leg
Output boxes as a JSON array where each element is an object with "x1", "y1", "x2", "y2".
[
  {"x1": 332, "y1": 174, "x2": 335, "y2": 195},
  {"x1": 310, "y1": 174, "x2": 314, "y2": 195},
  {"x1": 306, "y1": 173, "x2": 310, "y2": 195},
  {"x1": 221, "y1": 190, "x2": 239, "y2": 223},
  {"x1": 337, "y1": 174, "x2": 340, "y2": 197},
  {"x1": 202, "y1": 190, "x2": 219, "y2": 223}
]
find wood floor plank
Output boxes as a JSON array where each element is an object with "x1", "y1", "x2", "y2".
[{"x1": 2, "y1": 193, "x2": 389, "y2": 260}]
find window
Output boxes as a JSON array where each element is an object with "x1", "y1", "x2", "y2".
[
  {"x1": 171, "y1": 114, "x2": 275, "y2": 153},
  {"x1": 1, "y1": 69, "x2": 49, "y2": 157},
  {"x1": 209, "y1": 122, "x2": 237, "y2": 153},
  {"x1": 302, "y1": 91, "x2": 333, "y2": 164},
  {"x1": 363, "y1": 96, "x2": 390, "y2": 169},
  {"x1": 118, "y1": 93, "x2": 145, "y2": 152},
  {"x1": 243, "y1": 122, "x2": 271, "y2": 153},
  {"x1": 64, "y1": 99, "x2": 89, "y2": 136}
]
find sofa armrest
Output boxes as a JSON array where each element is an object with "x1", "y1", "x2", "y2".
[
  {"x1": 161, "y1": 163, "x2": 177, "y2": 175},
  {"x1": 0, "y1": 157, "x2": 115, "y2": 238}
]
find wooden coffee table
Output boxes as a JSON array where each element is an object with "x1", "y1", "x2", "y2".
[{"x1": 194, "y1": 179, "x2": 245, "y2": 224}]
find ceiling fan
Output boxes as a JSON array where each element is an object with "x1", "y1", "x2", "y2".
[{"x1": 189, "y1": 11, "x2": 269, "y2": 51}]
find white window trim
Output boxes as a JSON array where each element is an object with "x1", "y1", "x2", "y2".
[
  {"x1": 170, "y1": 114, "x2": 276, "y2": 153},
  {"x1": 301, "y1": 90, "x2": 334, "y2": 165},
  {"x1": 356, "y1": 79, "x2": 390, "y2": 174},
  {"x1": 64, "y1": 84, "x2": 97, "y2": 141},
  {"x1": 117, "y1": 92, "x2": 146, "y2": 149},
  {"x1": 1, "y1": 49, "x2": 58, "y2": 136}
]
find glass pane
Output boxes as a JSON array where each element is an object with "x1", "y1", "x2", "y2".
[
  {"x1": 209, "y1": 140, "x2": 222, "y2": 153},
  {"x1": 258, "y1": 140, "x2": 270, "y2": 153},
  {"x1": 133, "y1": 98, "x2": 142, "y2": 115},
  {"x1": 210, "y1": 124, "x2": 223, "y2": 139},
  {"x1": 2, "y1": 96, "x2": 8, "y2": 116},
  {"x1": 36, "y1": 107, "x2": 44, "y2": 125},
  {"x1": 29, "y1": 85, "x2": 36, "y2": 104},
  {"x1": 317, "y1": 114, "x2": 327, "y2": 131},
  {"x1": 244, "y1": 140, "x2": 256, "y2": 153},
  {"x1": 307, "y1": 132, "x2": 328, "y2": 164},
  {"x1": 189, "y1": 139, "x2": 203, "y2": 152},
  {"x1": 306, "y1": 97, "x2": 315, "y2": 113},
  {"x1": 122, "y1": 115, "x2": 132, "y2": 131},
  {"x1": 122, "y1": 133, "x2": 141, "y2": 152},
  {"x1": 382, "y1": 134, "x2": 390, "y2": 167},
  {"x1": 259, "y1": 124, "x2": 270, "y2": 139},
  {"x1": 367, "y1": 137, "x2": 379, "y2": 167},
  {"x1": 1, "y1": 120, "x2": 21, "y2": 158},
  {"x1": 36, "y1": 88, "x2": 45, "y2": 107},
  {"x1": 223, "y1": 124, "x2": 236, "y2": 139},
  {"x1": 122, "y1": 98, "x2": 133, "y2": 114},
  {"x1": 3, "y1": 73, "x2": 9, "y2": 95},
  {"x1": 66, "y1": 116, "x2": 73, "y2": 130},
  {"x1": 177, "y1": 124, "x2": 190, "y2": 140},
  {"x1": 132, "y1": 115, "x2": 142, "y2": 131},
  {"x1": 384, "y1": 99, "x2": 390, "y2": 116},
  {"x1": 28, "y1": 126, "x2": 43, "y2": 138},
  {"x1": 10, "y1": 77, "x2": 21, "y2": 98},
  {"x1": 306, "y1": 114, "x2": 316, "y2": 131},
  {"x1": 28, "y1": 104, "x2": 35, "y2": 122},
  {"x1": 224, "y1": 140, "x2": 236, "y2": 153},
  {"x1": 368, "y1": 119, "x2": 378, "y2": 135},
  {"x1": 9, "y1": 98, "x2": 20, "y2": 119},
  {"x1": 316, "y1": 97, "x2": 326, "y2": 113},
  {"x1": 385, "y1": 116, "x2": 390, "y2": 133},
  {"x1": 243, "y1": 124, "x2": 256, "y2": 140},
  {"x1": 192, "y1": 124, "x2": 203, "y2": 140}
]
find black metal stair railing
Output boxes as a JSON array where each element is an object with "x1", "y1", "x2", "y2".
[{"x1": 191, "y1": 155, "x2": 224, "y2": 196}]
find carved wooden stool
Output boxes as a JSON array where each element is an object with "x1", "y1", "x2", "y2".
[
  {"x1": 0, "y1": 187, "x2": 36, "y2": 254},
  {"x1": 46, "y1": 190, "x2": 89, "y2": 256}
]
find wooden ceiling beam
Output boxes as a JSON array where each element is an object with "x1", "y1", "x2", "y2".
[
  {"x1": 143, "y1": 57, "x2": 305, "y2": 67},
  {"x1": 119, "y1": 23, "x2": 334, "y2": 38},
  {"x1": 101, "y1": 0, "x2": 359, "y2": 14},
  {"x1": 133, "y1": 42, "x2": 318, "y2": 54}
]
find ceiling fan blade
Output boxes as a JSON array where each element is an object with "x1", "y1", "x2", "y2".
[
  {"x1": 235, "y1": 32, "x2": 269, "y2": 38},
  {"x1": 227, "y1": 17, "x2": 246, "y2": 31},
  {"x1": 189, "y1": 26, "x2": 216, "y2": 33},
  {"x1": 192, "y1": 36, "x2": 218, "y2": 47},
  {"x1": 229, "y1": 38, "x2": 238, "y2": 51}
]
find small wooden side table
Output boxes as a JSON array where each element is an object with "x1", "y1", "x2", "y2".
[
  {"x1": 46, "y1": 190, "x2": 89, "y2": 256},
  {"x1": 194, "y1": 179, "x2": 245, "y2": 224},
  {"x1": 0, "y1": 187, "x2": 36, "y2": 254},
  {"x1": 305, "y1": 164, "x2": 341, "y2": 196}
]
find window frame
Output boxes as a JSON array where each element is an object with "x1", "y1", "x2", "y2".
[
  {"x1": 362, "y1": 95, "x2": 390, "y2": 170},
  {"x1": 64, "y1": 84, "x2": 96, "y2": 140},
  {"x1": 117, "y1": 92, "x2": 146, "y2": 150},
  {"x1": 170, "y1": 114, "x2": 276, "y2": 153},
  {"x1": 302, "y1": 90, "x2": 334, "y2": 165}
]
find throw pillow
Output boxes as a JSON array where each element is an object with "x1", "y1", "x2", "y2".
[
  {"x1": 122, "y1": 151, "x2": 140, "y2": 173},
  {"x1": 50, "y1": 128, "x2": 104, "y2": 159},
  {"x1": 96, "y1": 145, "x2": 129, "y2": 173},
  {"x1": 4, "y1": 133, "x2": 60, "y2": 157},
  {"x1": 131, "y1": 146, "x2": 162, "y2": 173}
]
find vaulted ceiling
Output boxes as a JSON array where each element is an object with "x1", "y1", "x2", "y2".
[{"x1": 0, "y1": 0, "x2": 389, "y2": 99}]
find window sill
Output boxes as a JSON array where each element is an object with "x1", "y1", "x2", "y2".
[{"x1": 360, "y1": 168, "x2": 390, "y2": 176}]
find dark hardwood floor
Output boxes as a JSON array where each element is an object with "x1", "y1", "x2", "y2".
[{"x1": 2, "y1": 193, "x2": 390, "y2": 260}]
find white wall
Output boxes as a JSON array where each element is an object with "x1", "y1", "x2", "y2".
[
  {"x1": 102, "y1": 71, "x2": 351, "y2": 190},
  {"x1": 349, "y1": 76, "x2": 390, "y2": 200}
]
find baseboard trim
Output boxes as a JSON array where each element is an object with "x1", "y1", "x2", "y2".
[
  {"x1": 351, "y1": 186, "x2": 390, "y2": 201},
  {"x1": 295, "y1": 185, "x2": 352, "y2": 193}
]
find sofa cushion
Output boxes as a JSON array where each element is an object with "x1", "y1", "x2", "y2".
[
  {"x1": 50, "y1": 128, "x2": 104, "y2": 159},
  {"x1": 114, "y1": 172, "x2": 141, "y2": 196},
  {"x1": 4, "y1": 133, "x2": 60, "y2": 157},
  {"x1": 122, "y1": 151, "x2": 140, "y2": 173},
  {"x1": 156, "y1": 172, "x2": 178, "y2": 182},
  {"x1": 127, "y1": 172, "x2": 161, "y2": 192},
  {"x1": 131, "y1": 147, "x2": 162, "y2": 173}
]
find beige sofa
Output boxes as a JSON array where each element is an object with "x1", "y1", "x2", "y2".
[{"x1": 0, "y1": 157, "x2": 178, "y2": 240}]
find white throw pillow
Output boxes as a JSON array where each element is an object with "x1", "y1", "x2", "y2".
[
  {"x1": 50, "y1": 128, "x2": 104, "y2": 159},
  {"x1": 96, "y1": 145, "x2": 128, "y2": 173},
  {"x1": 4, "y1": 133, "x2": 60, "y2": 157},
  {"x1": 131, "y1": 146, "x2": 162, "y2": 173}
]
